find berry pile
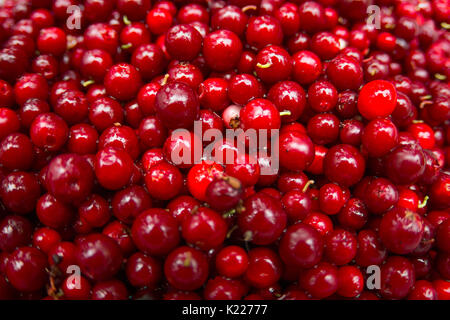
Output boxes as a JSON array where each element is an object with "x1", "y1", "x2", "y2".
[{"x1": 0, "y1": 0, "x2": 449, "y2": 301}]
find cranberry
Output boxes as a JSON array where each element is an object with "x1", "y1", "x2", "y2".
[
  {"x1": 37, "y1": 27, "x2": 66, "y2": 56},
  {"x1": 323, "y1": 144, "x2": 365, "y2": 187},
  {"x1": 362, "y1": 118, "x2": 399, "y2": 157},
  {"x1": 0, "y1": 171, "x2": 41, "y2": 215},
  {"x1": 46, "y1": 154, "x2": 94, "y2": 205},
  {"x1": 6, "y1": 247, "x2": 48, "y2": 292},
  {"x1": 215, "y1": 245, "x2": 248, "y2": 278},
  {"x1": 104, "y1": 63, "x2": 142, "y2": 101},
  {"x1": 0, "y1": 133, "x2": 33, "y2": 171},
  {"x1": 203, "y1": 30, "x2": 243, "y2": 72},
  {"x1": 81, "y1": 49, "x2": 113, "y2": 82},
  {"x1": 255, "y1": 45, "x2": 292, "y2": 84},
  {"x1": 95, "y1": 147, "x2": 133, "y2": 190},
  {"x1": 165, "y1": 24, "x2": 203, "y2": 62},
  {"x1": 155, "y1": 81, "x2": 199, "y2": 130},
  {"x1": 144, "y1": 161, "x2": 183, "y2": 201},
  {"x1": 319, "y1": 183, "x2": 345, "y2": 215},
  {"x1": 268, "y1": 81, "x2": 306, "y2": 123},
  {"x1": 182, "y1": 206, "x2": 227, "y2": 250},
  {"x1": 355, "y1": 229, "x2": 387, "y2": 267},
  {"x1": 126, "y1": 252, "x2": 162, "y2": 288},
  {"x1": 307, "y1": 113, "x2": 340, "y2": 145},
  {"x1": 75, "y1": 233, "x2": 123, "y2": 281},
  {"x1": 79, "y1": 194, "x2": 111, "y2": 228},
  {"x1": 198, "y1": 78, "x2": 230, "y2": 111},
  {"x1": 62, "y1": 275, "x2": 92, "y2": 300},
  {"x1": 337, "y1": 266, "x2": 364, "y2": 298},
  {"x1": 380, "y1": 256, "x2": 415, "y2": 299},
  {"x1": 164, "y1": 246, "x2": 209, "y2": 291},
  {"x1": 246, "y1": 15, "x2": 283, "y2": 50},
  {"x1": 0, "y1": 215, "x2": 32, "y2": 253},
  {"x1": 14, "y1": 73, "x2": 48, "y2": 106},
  {"x1": 300, "y1": 262, "x2": 338, "y2": 299},
  {"x1": 91, "y1": 280, "x2": 128, "y2": 300},
  {"x1": 292, "y1": 50, "x2": 322, "y2": 85},
  {"x1": 385, "y1": 144, "x2": 426, "y2": 185},
  {"x1": 357, "y1": 80, "x2": 398, "y2": 120},
  {"x1": 364, "y1": 178, "x2": 398, "y2": 215},
  {"x1": 205, "y1": 177, "x2": 243, "y2": 212},
  {"x1": 30, "y1": 113, "x2": 68, "y2": 152},
  {"x1": 327, "y1": 55, "x2": 363, "y2": 91},
  {"x1": 280, "y1": 223, "x2": 323, "y2": 269},
  {"x1": 244, "y1": 247, "x2": 282, "y2": 289},
  {"x1": 238, "y1": 193, "x2": 287, "y2": 245},
  {"x1": 228, "y1": 73, "x2": 262, "y2": 106},
  {"x1": 279, "y1": 131, "x2": 314, "y2": 172}
]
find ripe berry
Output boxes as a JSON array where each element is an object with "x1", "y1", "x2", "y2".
[{"x1": 357, "y1": 80, "x2": 398, "y2": 120}]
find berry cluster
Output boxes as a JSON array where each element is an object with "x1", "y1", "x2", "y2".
[{"x1": 0, "y1": 0, "x2": 449, "y2": 300}]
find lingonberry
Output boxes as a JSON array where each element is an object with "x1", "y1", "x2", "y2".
[
  {"x1": 37, "y1": 27, "x2": 66, "y2": 56},
  {"x1": 211, "y1": 5, "x2": 247, "y2": 37},
  {"x1": 204, "y1": 276, "x2": 246, "y2": 300},
  {"x1": 281, "y1": 190, "x2": 311, "y2": 222},
  {"x1": 62, "y1": 275, "x2": 92, "y2": 300},
  {"x1": 408, "y1": 280, "x2": 438, "y2": 300},
  {"x1": 32, "y1": 54, "x2": 58, "y2": 80},
  {"x1": 99, "y1": 125, "x2": 140, "y2": 160},
  {"x1": 131, "y1": 208, "x2": 180, "y2": 256},
  {"x1": 238, "y1": 192, "x2": 287, "y2": 245},
  {"x1": 81, "y1": 49, "x2": 113, "y2": 82},
  {"x1": 310, "y1": 31, "x2": 340, "y2": 60},
  {"x1": 146, "y1": 7, "x2": 173, "y2": 35},
  {"x1": 67, "y1": 124, "x2": 98, "y2": 155},
  {"x1": 255, "y1": 45, "x2": 292, "y2": 84},
  {"x1": 335, "y1": 266, "x2": 363, "y2": 299},
  {"x1": 436, "y1": 219, "x2": 450, "y2": 253},
  {"x1": 303, "y1": 211, "x2": 333, "y2": 236},
  {"x1": 36, "y1": 193, "x2": 74, "y2": 229},
  {"x1": 164, "y1": 246, "x2": 209, "y2": 291},
  {"x1": 325, "y1": 144, "x2": 366, "y2": 187},
  {"x1": 246, "y1": 15, "x2": 283, "y2": 50},
  {"x1": 203, "y1": 30, "x2": 243, "y2": 72}
]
